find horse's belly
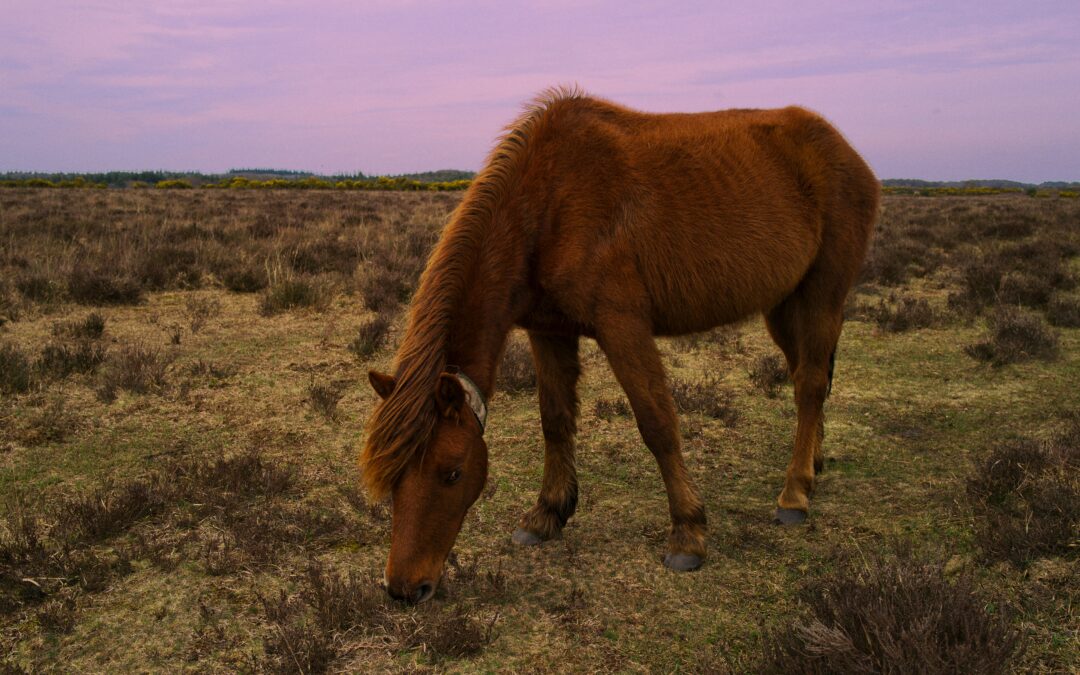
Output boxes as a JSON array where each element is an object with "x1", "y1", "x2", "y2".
[{"x1": 642, "y1": 219, "x2": 819, "y2": 334}]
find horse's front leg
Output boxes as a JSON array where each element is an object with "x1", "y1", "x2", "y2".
[
  {"x1": 595, "y1": 315, "x2": 707, "y2": 571},
  {"x1": 512, "y1": 332, "x2": 581, "y2": 545}
]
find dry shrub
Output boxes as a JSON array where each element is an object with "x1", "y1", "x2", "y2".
[
  {"x1": 97, "y1": 343, "x2": 172, "y2": 401},
  {"x1": 0, "y1": 343, "x2": 34, "y2": 395},
  {"x1": 36, "y1": 340, "x2": 108, "y2": 379},
  {"x1": 671, "y1": 377, "x2": 739, "y2": 426},
  {"x1": 871, "y1": 295, "x2": 937, "y2": 333},
  {"x1": 260, "y1": 276, "x2": 331, "y2": 316},
  {"x1": 1045, "y1": 294, "x2": 1080, "y2": 327},
  {"x1": 594, "y1": 397, "x2": 632, "y2": 421},
  {"x1": 859, "y1": 236, "x2": 937, "y2": 286},
  {"x1": 748, "y1": 353, "x2": 789, "y2": 397},
  {"x1": 1, "y1": 449, "x2": 301, "y2": 617},
  {"x1": 67, "y1": 263, "x2": 143, "y2": 306},
  {"x1": 348, "y1": 315, "x2": 390, "y2": 361},
  {"x1": 260, "y1": 563, "x2": 497, "y2": 672},
  {"x1": 967, "y1": 430, "x2": 1079, "y2": 566},
  {"x1": 219, "y1": 258, "x2": 268, "y2": 293},
  {"x1": 964, "y1": 305, "x2": 1059, "y2": 366},
  {"x1": 136, "y1": 244, "x2": 202, "y2": 290},
  {"x1": 997, "y1": 271, "x2": 1052, "y2": 308},
  {"x1": 52, "y1": 312, "x2": 106, "y2": 340},
  {"x1": 308, "y1": 379, "x2": 345, "y2": 422},
  {"x1": 760, "y1": 549, "x2": 1021, "y2": 674},
  {"x1": 16, "y1": 273, "x2": 65, "y2": 304},
  {"x1": 55, "y1": 475, "x2": 174, "y2": 543},
  {"x1": 22, "y1": 396, "x2": 78, "y2": 446},
  {"x1": 497, "y1": 335, "x2": 536, "y2": 394},
  {"x1": 185, "y1": 294, "x2": 221, "y2": 333}
]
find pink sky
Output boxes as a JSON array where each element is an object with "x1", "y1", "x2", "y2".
[{"x1": 2, "y1": 1, "x2": 1078, "y2": 181}]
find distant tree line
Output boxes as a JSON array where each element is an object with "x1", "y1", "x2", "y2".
[{"x1": 0, "y1": 169, "x2": 476, "y2": 191}]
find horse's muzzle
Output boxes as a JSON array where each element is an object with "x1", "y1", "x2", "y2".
[{"x1": 386, "y1": 579, "x2": 436, "y2": 604}]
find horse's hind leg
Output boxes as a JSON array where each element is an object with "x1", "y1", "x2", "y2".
[
  {"x1": 595, "y1": 316, "x2": 707, "y2": 571},
  {"x1": 513, "y1": 332, "x2": 581, "y2": 545},
  {"x1": 765, "y1": 276, "x2": 846, "y2": 525}
]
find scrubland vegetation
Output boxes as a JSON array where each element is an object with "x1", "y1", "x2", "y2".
[{"x1": 0, "y1": 189, "x2": 1077, "y2": 672}]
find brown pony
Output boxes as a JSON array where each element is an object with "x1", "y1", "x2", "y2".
[{"x1": 363, "y1": 87, "x2": 878, "y2": 603}]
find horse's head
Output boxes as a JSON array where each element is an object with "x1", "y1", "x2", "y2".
[{"x1": 367, "y1": 369, "x2": 488, "y2": 604}]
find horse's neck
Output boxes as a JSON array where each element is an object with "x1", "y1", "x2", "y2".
[{"x1": 442, "y1": 218, "x2": 525, "y2": 398}]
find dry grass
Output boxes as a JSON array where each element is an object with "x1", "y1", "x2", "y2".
[{"x1": 0, "y1": 191, "x2": 1077, "y2": 672}]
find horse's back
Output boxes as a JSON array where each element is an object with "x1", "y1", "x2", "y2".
[{"x1": 522, "y1": 97, "x2": 878, "y2": 335}]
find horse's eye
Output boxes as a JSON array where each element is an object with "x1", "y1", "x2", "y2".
[{"x1": 445, "y1": 469, "x2": 462, "y2": 485}]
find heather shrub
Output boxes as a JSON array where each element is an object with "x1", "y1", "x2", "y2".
[
  {"x1": 347, "y1": 315, "x2": 390, "y2": 361},
  {"x1": 52, "y1": 312, "x2": 106, "y2": 340},
  {"x1": 760, "y1": 549, "x2": 1020, "y2": 674},
  {"x1": 260, "y1": 275, "x2": 331, "y2": 315},
  {"x1": 68, "y1": 263, "x2": 143, "y2": 306},
  {"x1": 671, "y1": 377, "x2": 738, "y2": 425},
  {"x1": 748, "y1": 353, "x2": 789, "y2": 397},
  {"x1": 872, "y1": 295, "x2": 937, "y2": 332},
  {"x1": 497, "y1": 335, "x2": 536, "y2": 394},
  {"x1": 36, "y1": 340, "x2": 108, "y2": 379},
  {"x1": 97, "y1": 343, "x2": 171, "y2": 401},
  {"x1": 0, "y1": 343, "x2": 34, "y2": 395},
  {"x1": 967, "y1": 431, "x2": 1079, "y2": 565},
  {"x1": 964, "y1": 305, "x2": 1058, "y2": 365},
  {"x1": 1045, "y1": 294, "x2": 1080, "y2": 327}
]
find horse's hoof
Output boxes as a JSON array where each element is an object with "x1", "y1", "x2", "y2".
[
  {"x1": 773, "y1": 508, "x2": 808, "y2": 525},
  {"x1": 663, "y1": 553, "x2": 703, "y2": 571},
  {"x1": 512, "y1": 528, "x2": 543, "y2": 546}
]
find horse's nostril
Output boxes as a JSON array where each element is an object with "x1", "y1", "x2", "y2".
[{"x1": 414, "y1": 582, "x2": 434, "y2": 603}]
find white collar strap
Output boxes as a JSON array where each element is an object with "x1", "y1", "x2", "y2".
[{"x1": 449, "y1": 368, "x2": 487, "y2": 433}]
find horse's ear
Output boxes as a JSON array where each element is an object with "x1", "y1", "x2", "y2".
[
  {"x1": 368, "y1": 370, "x2": 397, "y2": 399},
  {"x1": 435, "y1": 373, "x2": 465, "y2": 419}
]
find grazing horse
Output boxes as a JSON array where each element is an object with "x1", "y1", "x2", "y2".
[{"x1": 362, "y1": 88, "x2": 878, "y2": 603}]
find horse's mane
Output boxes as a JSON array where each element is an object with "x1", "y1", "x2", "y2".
[{"x1": 360, "y1": 86, "x2": 586, "y2": 500}]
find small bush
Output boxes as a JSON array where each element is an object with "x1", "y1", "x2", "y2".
[
  {"x1": 36, "y1": 340, "x2": 108, "y2": 379},
  {"x1": 52, "y1": 313, "x2": 106, "y2": 340},
  {"x1": 967, "y1": 434, "x2": 1079, "y2": 565},
  {"x1": 348, "y1": 315, "x2": 390, "y2": 360},
  {"x1": 68, "y1": 264, "x2": 143, "y2": 306},
  {"x1": 16, "y1": 273, "x2": 65, "y2": 304},
  {"x1": 760, "y1": 549, "x2": 1021, "y2": 674},
  {"x1": 997, "y1": 271, "x2": 1051, "y2": 308},
  {"x1": 748, "y1": 353, "x2": 789, "y2": 397},
  {"x1": 0, "y1": 343, "x2": 34, "y2": 395},
  {"x1": 184, "y1": 294, "x2": 221, "y2": 333},
  {"x1": 97, "y1": 343, "x2": 171, "y2": 401},
  {"x1": 1045, "y1": 294, "x2": 1080, "y2": 327},
  {"x1": 260, "y1": 276, "x2": 331, "y2": 316},
  {"x1": 594, "y1": 397, "x2": 632, "y2": 420},
  {"x1": 308, "y1": 379, "x2": 345, "y2": 422},
  {"x1": 964, "y1": 305, "x2": 1059, "y2": 366},
  {"x1": 872, "y1": 295, "x2": 937, "y2": 333},
  {"x1": 671, "y1": 377, "x2": 739, "y2": 426},
  {"x1": 23, "y1": 396, "x2": 79, "y2": 446},
  {"x1": 497, "y1": 336, "x2": 536, "y2": 394},
  {"x1": 136, "y1": 245, "x2": 202, "y2": 290},
  {"x1": 219, "y1": 260, "x2": 268, "y2": 293}
]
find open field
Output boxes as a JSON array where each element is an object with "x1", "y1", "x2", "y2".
[{"x1": 1, "y1": 189, "x2": 1078, "y2": 672}]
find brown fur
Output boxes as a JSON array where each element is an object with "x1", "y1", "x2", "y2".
[{"x1": 362, "y1": 87, "x2": 878, "y2": 598}]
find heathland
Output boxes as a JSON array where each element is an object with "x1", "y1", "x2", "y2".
[{"x1": 1, "y1": 189, "x2": 1077, "y2": 672}]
